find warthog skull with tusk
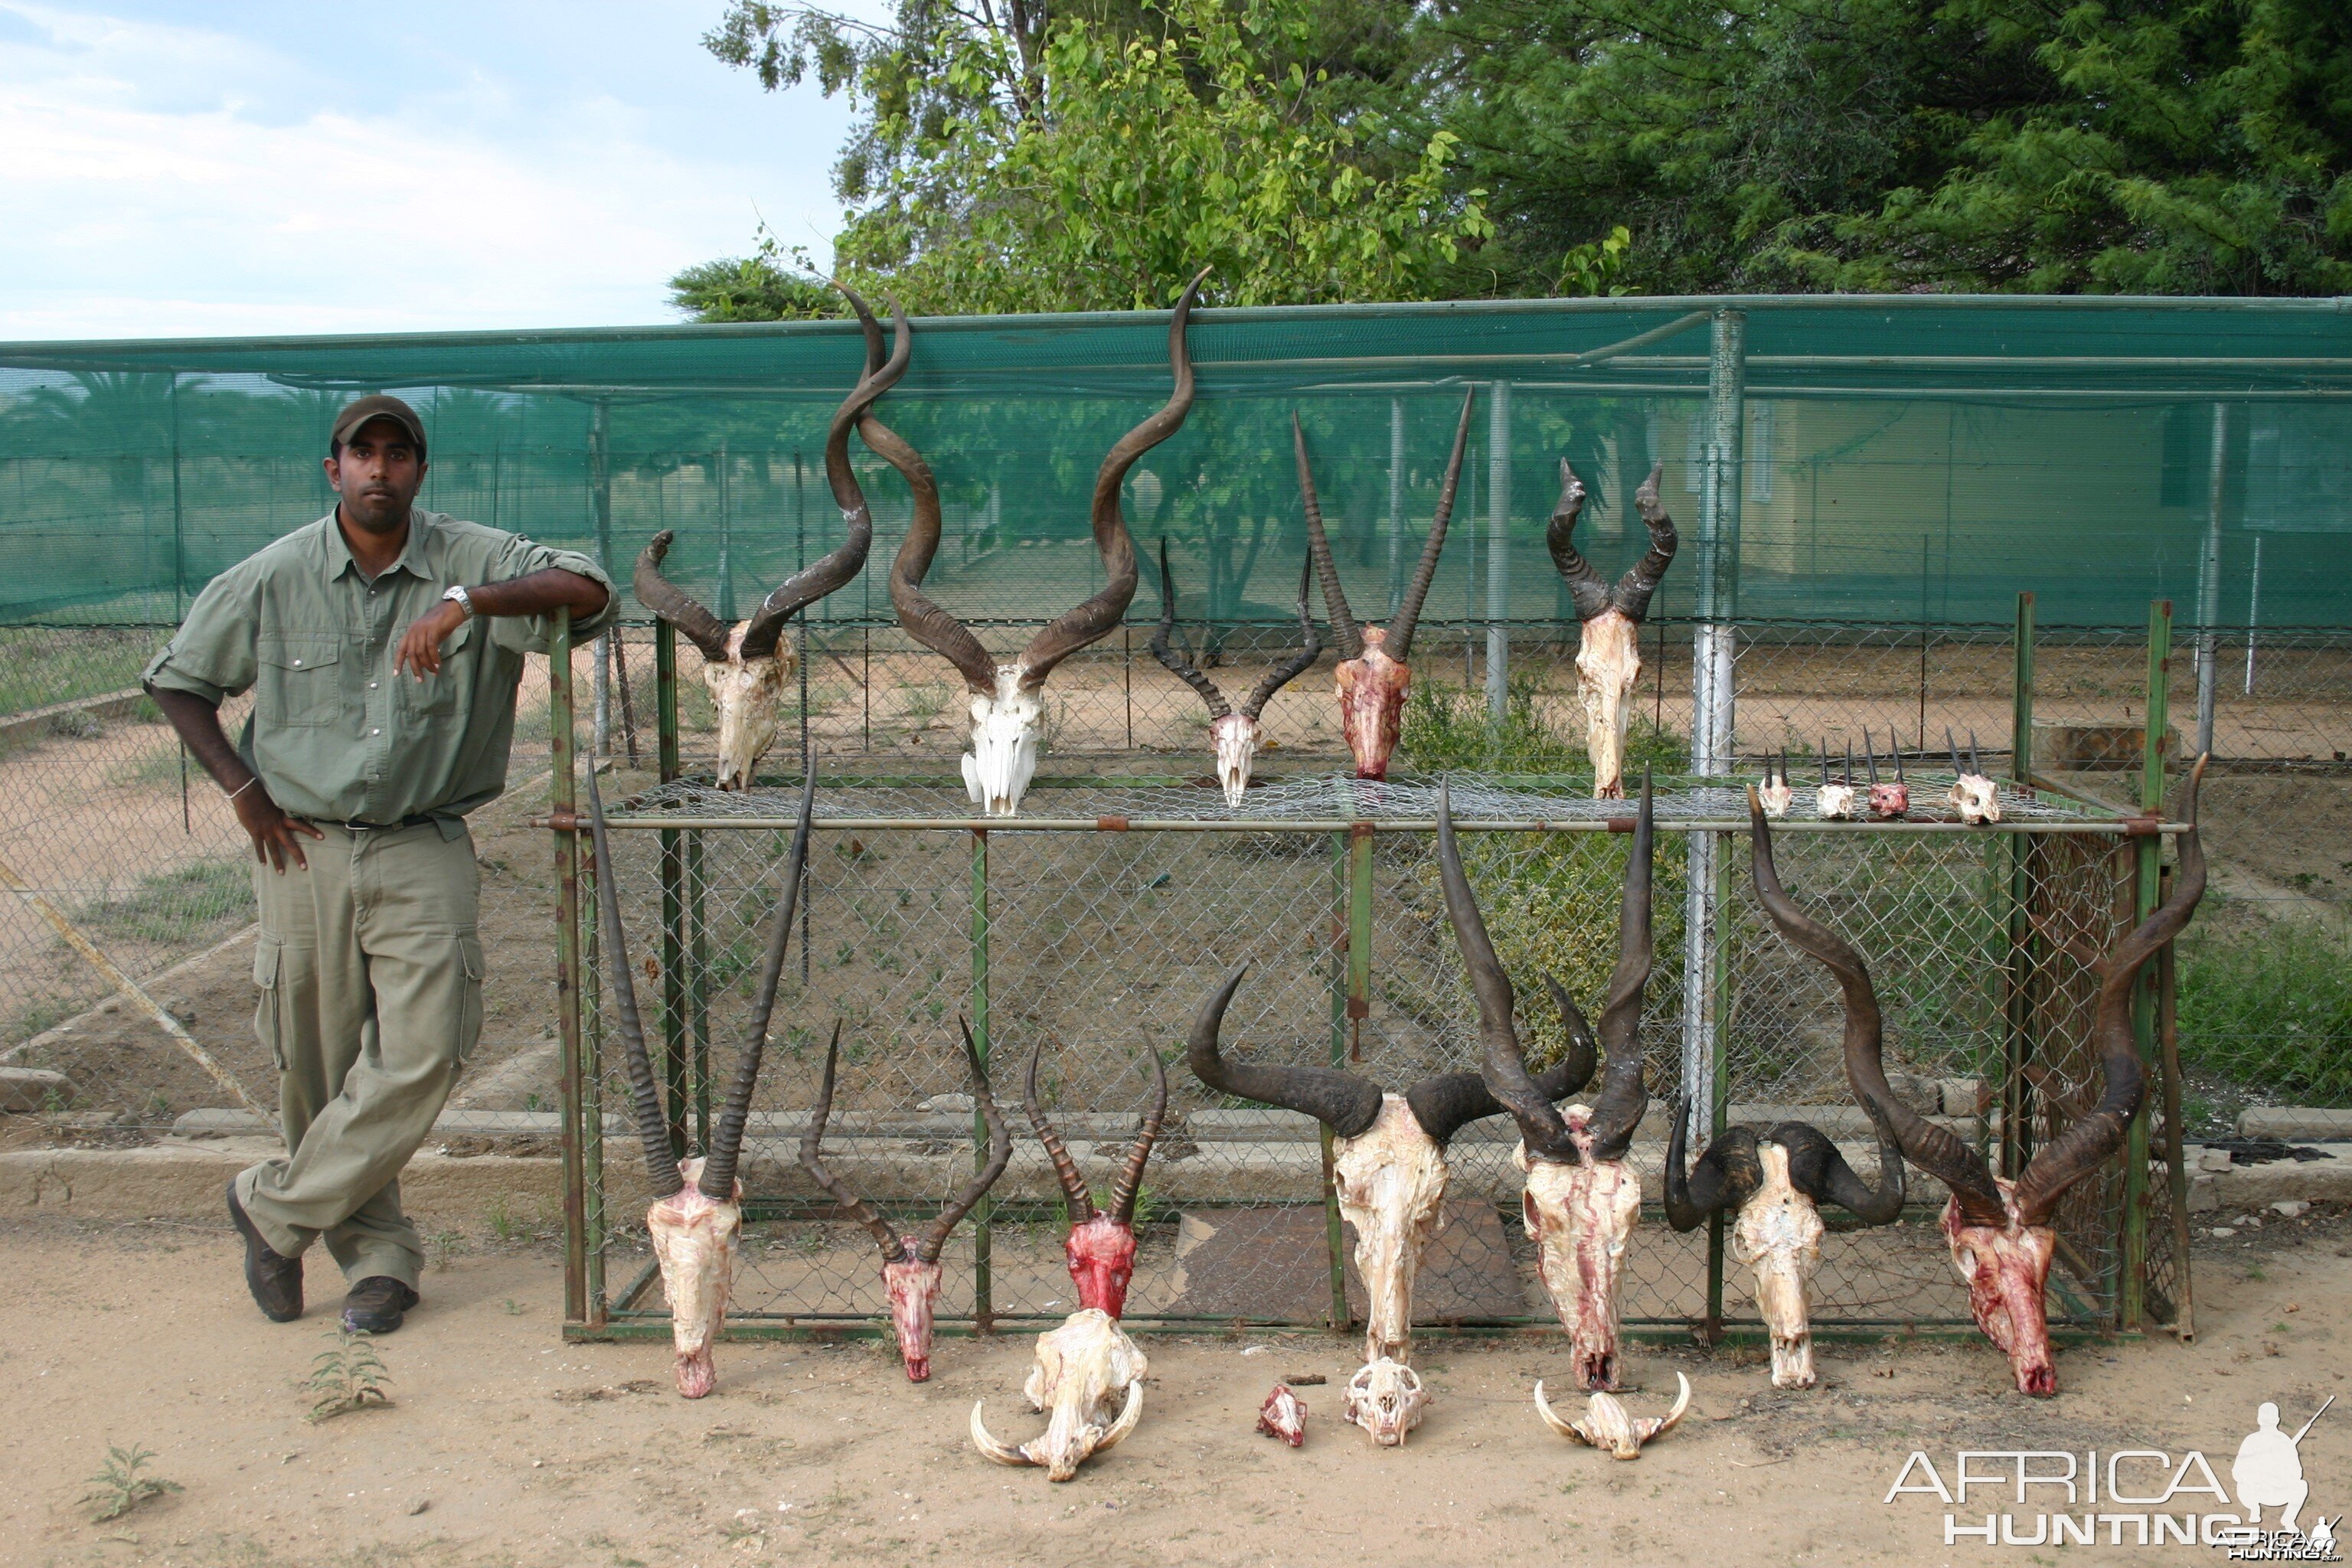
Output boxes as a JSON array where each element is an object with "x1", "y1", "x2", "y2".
[
  {"x1": 1534, "y1": 1371, "x2": 1690, "y2": 1458},
  {"x1": 1752, "y1": 758, "x2": 2208, "y2": 1395},
  {"x1": 1548, "y1": 462, "x2": 1677, "y2": 800},
  {"x1": 1152, "y1": 541, "x2": 1320, "y2": 806},
  {"x1": 799, "y1": 1020, "x2": 1012, "y2": 1382},
  {"x1": 972, "y1": 1308, "x2": 1148, "y2": 1481},
  {"x1": 1296, "y1": 390, "x2": 1475, "y2": 782},
  {"x1": 1947, "y1": 729, "x2": 2001, "y2": 824},
  {"x1": 875, "y1": 271, "x2": 1208, "y2": 817},
  {"x1": 1452, "y1": 775, "x2": 1656, "y2": 1393},
  {"x1": 1024, "y1": 1039, "x2": 1169, "y2": 1318},
  {"x1": 587, "y1": 765, "x2": 816, "y2": 1397},
  {"x1": 1343, "y1": 1357, "x2": 1428, "y2": 1447},
  {"x1": 632, "y1": 287, "x2": 897, "y2": 789}
]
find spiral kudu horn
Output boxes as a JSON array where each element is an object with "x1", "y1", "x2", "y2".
[
  {"x1": 632, "y1": 531, "x2": 731, "y2": 662},
  {"x1": 586, "y1": 766, "x2": 683, "y2": 1199},
  {"x1": 1583, "y1": 772, "x2": 1657, "y2": 1161},
  {"x1": 1403, "y1": 977, "x2": 1601, "y2": 1149},
  {"x1": 1185, "y1": 965, "x2": 1384, "y2": 1138}
]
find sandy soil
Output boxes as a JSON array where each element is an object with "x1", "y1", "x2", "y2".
[{"x1": 2, "y1": 1205, "x2": 2345, "y2": 1568}]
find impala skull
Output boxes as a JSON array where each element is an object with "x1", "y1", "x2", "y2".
[
  {"x1": 1816, "y1": 743, "x2": 1857, "y2": 821},
  {"x1": 1258, "y1": 1384, "x2": 1308, "y2": 1446},
  {"x1": 1758, "y1": 752, "x2": 1794, "y2": 819},
  {"x1": 587, "y1": 766, "x2": 816, "y2": 1397},
  {"x1": 1753, "y1": 758, "x2": 2208, "y2": 1394},
  {"x1": 1298, "y1": 391, "x2": 1475, "y2": 781},
  {"x1": 1449, "y1": 775, "x2": 1655, "y2": 1392},
  {"x1": 1344, "y1": 1357, "x2": 1428, "y2": 1447},
  {"x1": 1534, "y1": 1372, "x2": 1690, "y2": 1459},
  {"x1": 876, "y1": 271, "x2": 1207, "y2": 817},
  {"x1": 1152, "y1": 541, "x2": 1319, "y2": 805},
  {"x1": 972, "y1": 1308, "x2": 1148, "y2": 1481},
  {"x1": 1947, "y1": 729, "x2": 2001, "y2": 824},
  {"x1": 1549, "y1": 462, "x2": 1677, "y2": 800},
  {"x1": 632, "y1": 286, "x2": 895, "y2": 789}
]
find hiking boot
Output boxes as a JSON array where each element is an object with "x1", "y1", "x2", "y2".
[
  {"x1": 227, "y1": 1179, "x2": 302, "y2": 1322},
  {"x1": 342, "y1": 1277, "x2": 420, "y2": 1334}
]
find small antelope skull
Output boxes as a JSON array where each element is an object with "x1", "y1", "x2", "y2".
[
  {"x1": 1344, "y1": 1357, "x2": 1428, "y2": 1447},
  {"x1": 1757, "y1": 751, "x2": 1794, "y2": 819},
  {"x1": 877, "y1": 271, "x2": 1208, "y2": 817},
  {"x1": 1863, "y1": 730, "x2": 1909, "y2": 820},
  {"x1": 1753, "y1": 758, "x2": 2208, "y2": 1394},
  {"x1": 1946, "y1": 728, "x2": 2001, "y2": 824},
  {"x1": 632, "y1": 286, "x2": 895, "y2": 789},
  {"x1": 1024, "y1": 1039, "x2": 1169, "y2": 1318},
  {"x1": 972, "y1": 1308, "x2": 1148, "y2": 1481},
  {"x1": 1534, "y1": 1371, "x2": 1690, "y2": 1459},
  {"x1": 1152, "y1": 541, "x2": 1320, "y2": 806},
  {"x1": 587, "y1": 766, "x2": 816, "y2": 1397},
  {"x1": 1297, "y1": 390, "x2": 1475, "y2": 781},
  {"x1": 1448, "y1": 776, "x2": 1655, "y2": 1392},
  {"x1": 1257, "y1": 1383, "x2": 1308, "y2": 1446},
  {"x1": 1549, "y1": 461, "x2": 1677, "y2": 800},
  {"x1": 1815, "y1": 743, "x2": 1857, "y2": 821},
  {"x1": 799, "y1": 1020, "x2": 1012, "y2": 1383}
]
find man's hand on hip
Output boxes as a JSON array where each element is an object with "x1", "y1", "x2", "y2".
[
  {"x1": 236, "y1": 784, "x2": 324, "y2": 873},
  {"x1": 395, "y1": 599, "x2": 467, "y2": 680}
]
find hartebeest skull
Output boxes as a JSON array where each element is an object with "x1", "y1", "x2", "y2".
[
  {"x1": 1452, "y1": 775, "x2": 1655, "y2": 1393},
  {"x1": 799, "y1": 1020, "x2": 1012, "y2": 1382},
  {"x1": 1549, "y1": 462, "x2": 1677, "y2": 800},
  {"x1": 1864, "y1": 730, "x2": 1909, "y2": 819},
  {"x1": 632, "y1": 287, "x2": 897, "y2": 789},
  {"x1": 1816, "y1": 743, "x2": 1857, "y2": 821},
  {"x1": 872, "y1": 271, "x2": 1208, "y2": 817},
  {"x1": 1344, "y1": 1357, "x2": 1429, "y2": 1447},
  {"x1": 1758, "y1": 752, "x2": 1795, "y2": 819},
  {"x1": 1185, "y1": 963, "x2": 1596, "y2": 1371},
  {"x1": 1947, "y1": 729, "x2": 2001, "y2": 824},
  {"x1": 1024, "y1": 1040, "x2": 1169, "y2": 1318},
  {"x1": 1152, "y1": 541, "x2": 1321, "y2": 806},
  {"x1": 588, "y1": 766, "x2": 817, "y2": 1397},
  {"x1": 972, "y1": 1308, "x2": 1148, "y2": 1481},
  {"x1": 1534, "y1": 1372, "x2": 1690, "y2": 1459},
  {"x1": 1753, "y1": 758, "x2": 2207, "y2": 1395},
  {"x1": 1296, "y1": 390, "x2": 1475, "y2": 782}
]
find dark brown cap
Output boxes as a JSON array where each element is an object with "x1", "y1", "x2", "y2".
[{"x1": 330, "y1": 394, "x2": 427, "y2": 458}]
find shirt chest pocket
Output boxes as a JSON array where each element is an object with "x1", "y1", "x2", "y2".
[
  {"x1": 396, "y1": 616, "x2": 473, "y2": 719},
  {"x1": 256, "y1": 635, "x2": 344, "y2": 728}
]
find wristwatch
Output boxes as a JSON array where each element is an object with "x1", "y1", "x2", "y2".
[{"x1": 441, "y1": 584, "x2": 475, "y2": 619}]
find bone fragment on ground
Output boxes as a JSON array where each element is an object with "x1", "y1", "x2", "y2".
[{"x1": 1257, "y1": 1384, "x2": 1308, "y2": 1446}]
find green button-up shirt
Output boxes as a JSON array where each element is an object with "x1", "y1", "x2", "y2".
[{"x1": 142, "y1": 509, "x2": 618, "y2": 831}]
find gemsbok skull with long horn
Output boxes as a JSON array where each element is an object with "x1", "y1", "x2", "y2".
[
  {"x1": 1547, "y1": 462, "x2": 1677, "y2": 799},
  {"x1": 588, "y1": 763, "x2": 816, "y2": 1397},
  {"x1": 1295, "y1": 390, "x2": 1475, "y2": 782},
  {"x1": 1152, "y1": 541, "x2": 1320, "y2": 806},
  {"x1": 1455, "y1": 773, "x2": 1655, "y2": 1393},
  {"x1": 876, "y1": 270, "x2": 1209, "y2": 816},
  {"x1": 799, "y1": 1019, "x2": 1013, "y2": 1383},
  {"x1": 1752, "y1": 756, "x2": 2207, "y2": 1395},
  {"x1": 632, "y1": 286, "x2": 899, "y2": 789}
]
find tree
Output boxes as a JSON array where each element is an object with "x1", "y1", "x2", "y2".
[{"x1": 667, "y1": 232, "x2": 841, "y2": 320}]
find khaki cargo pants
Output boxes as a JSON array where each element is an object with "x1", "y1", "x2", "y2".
[{"x1": 234, "y1": 821, "x2": 483, "y2": 1289}]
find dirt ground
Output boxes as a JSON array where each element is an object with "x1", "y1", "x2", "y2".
[{"x1": 2, "y1": 1206, "x2": 2346, "y2": 1568}]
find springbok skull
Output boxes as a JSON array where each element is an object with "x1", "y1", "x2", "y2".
[
  {"x1": 632, "y1": 286, "x2": 897, "y2": 789},
  {"x1": 872, "y1": 270, "x2": 1208, "y2": 816},
  {"x1": 588, "y1": 766, "x2": 816, "y2": 1397},
  {"x1": 1344, "y1": 1357, "x2": 1429, "y2": 1446},
  {"x1": 1534, "y1": 1372, "x2": 1690, "y2": 1459},
  {"x1": 1185, "y1": 963, "x2": 1595, "y2": 1369},
  {"x1": 1864, "y1": 730, "x2": 1909, "y2": 819},
  {"x1": 799, "y1": 1019, "x2": 1012, "y2": 1382},
  {"x1": 1757, "y1": 752, "x2": 1794, "y2": 819},
  {"x1": 1451, "y1": 775, "x2": 1655, "y2": 1392},
  {"x1": 1024, "y1": 1040, "x2": 1168, "y2": 1318},
  {"x1": 1297, "y1": 390, "x2": 1475, "y2": 781},
  {"x1": 1947, "y1": 729, "x2": 2001, "y2": 824},
  {"x1": 1816, "y1": 743, "x2": 1857, "y2": 821},
  {"x1": 1549, "y1": 461, "x2": 1677, "y2": 800},
  {"x1": 1152, "y1": 541, "x2": 1320, "y2": 805},
  {"x1": 972, "y1": 1308, "x2": 1148, "y2": 1481},
  {"x1": 1257, "y1": 1384, "x2": 1308, "y2": 1446},
  {"x1": 1753, "y1": 758, "x2": 2207, "y2": 1394}
]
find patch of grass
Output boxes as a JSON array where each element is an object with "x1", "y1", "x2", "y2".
[
  {"x1": 2177, "y1": 920, "x2": 2352, "y2": 1102},
  {"x1": 1397, "y1": 671, "x2": 1689, "y2": 778},
  {"x1": 75, "y1": 859, "x2": 253, "y2": 947},
  {"x1": 0, "y1": 628, "x2": 155, "y2": 717},
  {"x1": 80, "y1": 1442, "x2": 181, "y2": 1522},
  {"x1": 305, "y1": 1328, "x2": 392, "y2": 1422}
]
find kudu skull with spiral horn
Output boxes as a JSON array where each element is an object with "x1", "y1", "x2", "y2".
[
  {"x1": 1152, "y1": 541, "x2": 1320, "y2": 806},
  {"x1": 587, "y1": 765, "x2": 816, "y2": 1397},
  {"x1": 874, "y1": 270, "x2": 1209, "y2": 816},
  {"x1": 1451, "y1": 775, "x2": 1656, "y2": 1393},
  {"x1": 1547, "y1": 463, "x2": 1677, "y2": 799},
  {"x1": 631, "y1": 286, "x2": 900, "y2": 789},
  {"x1": 1752, "y1": 756, "x2": 2208, "y2": 1396},
  {"x1": 1295, "y1": 390, "x2": 1475, "y2": 782},
  {"x1": 1184, "y1": 956, "x2": 1596, "y2": 1445}
]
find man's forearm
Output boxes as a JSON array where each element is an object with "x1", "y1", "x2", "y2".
[
  {"x1": 150, "y1": 688, "x2": 252, "y2": 794},
  {"x1": 468, "y1": 568, "x2": 609, "y2": 619}
]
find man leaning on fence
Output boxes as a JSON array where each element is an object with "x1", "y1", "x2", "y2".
[{"x1": 142, "y1": 395, "x2": 615, "y2": 1334}]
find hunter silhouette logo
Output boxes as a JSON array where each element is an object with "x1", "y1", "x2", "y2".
[{"x1": 2234, "y1": 1398, "x2": 2331, "y2": 1533}]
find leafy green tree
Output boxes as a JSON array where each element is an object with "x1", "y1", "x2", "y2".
[{"x1": 668, "y1": 232, "x2": 841, "y2": 321}]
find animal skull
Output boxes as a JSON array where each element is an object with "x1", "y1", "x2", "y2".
[
  {"x1": 961, "y1": 671, "x2": 1043, "y2": 818},
  {"x1": 1152, "y1": 541, "x2": 1319, "y2": 808},
  {"x1": 1519, "y1": 1125, "x2": 1643, "y2": 1391},
  {"x1": 972, "y1": 1308, "x2": 1148, "y2": 1481},
  {"x1": 1343, "y1": 1356, "x2": 1428, "y2": 1446},
  {"x1": 1335, "y1": 1096, "x2": 1452, "y2": 1364},
  {"x1": 1025, "y1": 1038, "x2": 1169, "y2": 1320},
  {"x1": 1729, "y1": 1143, "x2": 1828, "y2": 1390},
  {"x1": 1757, "y1": 752, "x2": 1794, "y2": 819},
  {"x1": 1209, "y1": 714, "x2": 1263, "y2": 808},
  {"x1": 1549, "y1": 462, "x2": 1677, "y2": 800},
  {"x1": 1864, "y1": 730, "x2": 1909, "y2": 819},
  {"x1": 645, "y1": 1157, "x2": 741, "y2": 1399},
  {"x1": 702, "y1": 635, "x2": 792, "y2": 792},
  {"x1": 1946, "y1": 729, "x2": 2001, "y2": 824},
  {"x1": 1534, "y1": 1371, "x2": 1690, "y2": 1459},
  {"x1": 1257, "y1": 1384, "x2": 1308, "y2": 1446},
  {"x1": 1942, "y1": 1183, "x2": 2062, "y2": 1396}
]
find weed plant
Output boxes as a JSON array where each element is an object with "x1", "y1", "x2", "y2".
[{"x1": 81, "y1": 1444, "x2": 180, "y2": 1522}]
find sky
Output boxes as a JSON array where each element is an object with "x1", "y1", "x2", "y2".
[{"x1": 0, "y1": 1, "x2": 863, "y2": 341}]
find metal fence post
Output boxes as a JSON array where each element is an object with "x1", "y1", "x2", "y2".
[
  {"x1": 2194, "y1": 407, "x2": 2229, "y2": 757},
  {"x1": 2121, "y1": 600, "x2": 2172, "y2": 1328},
  {"x1": 2002, "y1": 593, "x2": 2038, "y2": 1180},
  {"x1": 1386, "y1": 397, "x2": 1407, "y2": 615},
  {"x1": 970, "y1": 828, "x2": 995, "y2": 1333},
  {"x1": 1325, "y1": 825, "x2": 1352, "y2": 1332},
  {"x1": 550, "y1": 609, "x2": 587, "y2": 1325},
  {"x1": 1486, "y1": 382, "x2": 1511, "y2": 718}
]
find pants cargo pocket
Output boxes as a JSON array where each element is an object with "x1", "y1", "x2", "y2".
[
  {"x1": 253, "y1": 933, "x2": 288, "y2": 1073},
  {"x1": 454, "y1": 931, "x2": 485, "y2": 1064}
]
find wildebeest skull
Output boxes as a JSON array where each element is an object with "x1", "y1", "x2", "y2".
[
  {"x1": 1343, "y1": 1357, "x2": 1428, "y2": 1447},
  {"x1": 972, "y1": 1308, "x2": 1148, "y2": 1481},
  {"x1": 1534, "y1": 1371, "x2": 1690, "y2": 1459},
  {"x1": 1151, "y1": 541, "x2": 1320, "y2": 806},
  {"x1": 1548, "y1": 462, "x2": 1677, "y2": 800}
]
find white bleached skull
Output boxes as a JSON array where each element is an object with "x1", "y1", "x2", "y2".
[
  {"x1": 1949, "y1": 773, "x2": 2001, "y2": 825},
  {"x1": 1343, "y1": 1356, "x2": 1428, "y2": 1447},
  {"x1": 961, "y1": 669, "x2": 1043, "y2": 818},
  {"x1": 1257, "y1": 1383, "x2": 1308, "y2": 1447},
  {"x1": 1518, "y1": 1119, "x2": 1643, "y2": 1392},
  {"x1": 1729, "y1": 1142, "x2": 1828, "y2": 1390},
  {"x1": 644, "y1": 1156, "x2": 743, "y2": 1400},
  {"x1": 702, "y1": 634, "x2": 793, "y2": 792},
  {"x1": 1575, "y1": 612, "x2": 1645, "y2": 802},
  {"x1": 972, "y1": 1308, "x2": 1148, "y2": 1481},
  {"x1": 1334, "y1": 1096, "x2": 1452, "y2": 1364},
  {"x1": 1548, "y1": 460, "x2": 1675, "y2": 800},
  {"x1": 1534, "y1": 1371, "x2": 1690, "y2": 1459},
  {"x1": 1758, "y1": 766, "x2": 1794, "y2": 820},
  {"x1": 1815, "y1": 780, "x2": 1856, "y2": 820},
  {"x1": 1209, "y1": 712, "x2": 1263, "y2": 808}
]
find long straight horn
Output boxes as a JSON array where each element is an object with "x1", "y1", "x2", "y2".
[
  {"x1": 697, "y1": 764, "x2": 819, "y2": 1199},
  {"x1": 2012, "y1": 756, "x2": 2207, "y2": 1227},
  {"x1": 799, "y1": 1023, "x2": 907, "y2": 1258},
  {"x1": 1149, "y1": 537, "x2": 1230, "y2": 720},
  {"x1": 1106, "y1": 1046, "x2": 1170, "y2": 1225},
  {"x1": 1584, "y1": 771, "x2": 1654, "y2": 1161},
  {"x1": 917, "y1": 1018, "x2": 1015, "y2": 1263},
  {"x1": 1970, "y1": 730, "x2": 1984, "y2": 776},
  {"x1": 1294, "y1": 414, "x2": 1362, "y2": 660},
  {"x1": 1238, "y1": 555, "x2": 1322, "y2": 720},
  {"x1": 1388, "y1": 386, "x2": 1476, "y2": 660},
  {"x1": 1024, "y1": 1040, "x2": 1097, "y2": 1220},
  {"x1": 1017, "y1": 267, "x2": 1208, "y2": 692},
  {"x1": 1185, "y1": 965, "x2": 1385, "y2": 1137},
  {"x1": 586, "y1": 768, "x2": 684, "y2": 1198},
  {"x1": 632, "y1": 531, "x2": 733, "y2": 662},
  {"x1": 1948, "y1": 727, "x2": 1966, "y2": 776},
  {"x1": 1612, "y1": 464, "x2": 1677, "y2": 621},
  {"x1": 1546, "y1": 459, "x2": 1611, "y2": 622},
  {"x1": 1748, "y1": 787, "x2": 2007, "y2": 1226}
]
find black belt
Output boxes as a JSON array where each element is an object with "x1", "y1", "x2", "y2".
[{"x1": 333, "y1": 815, "x2": 437, "y2": 831}]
